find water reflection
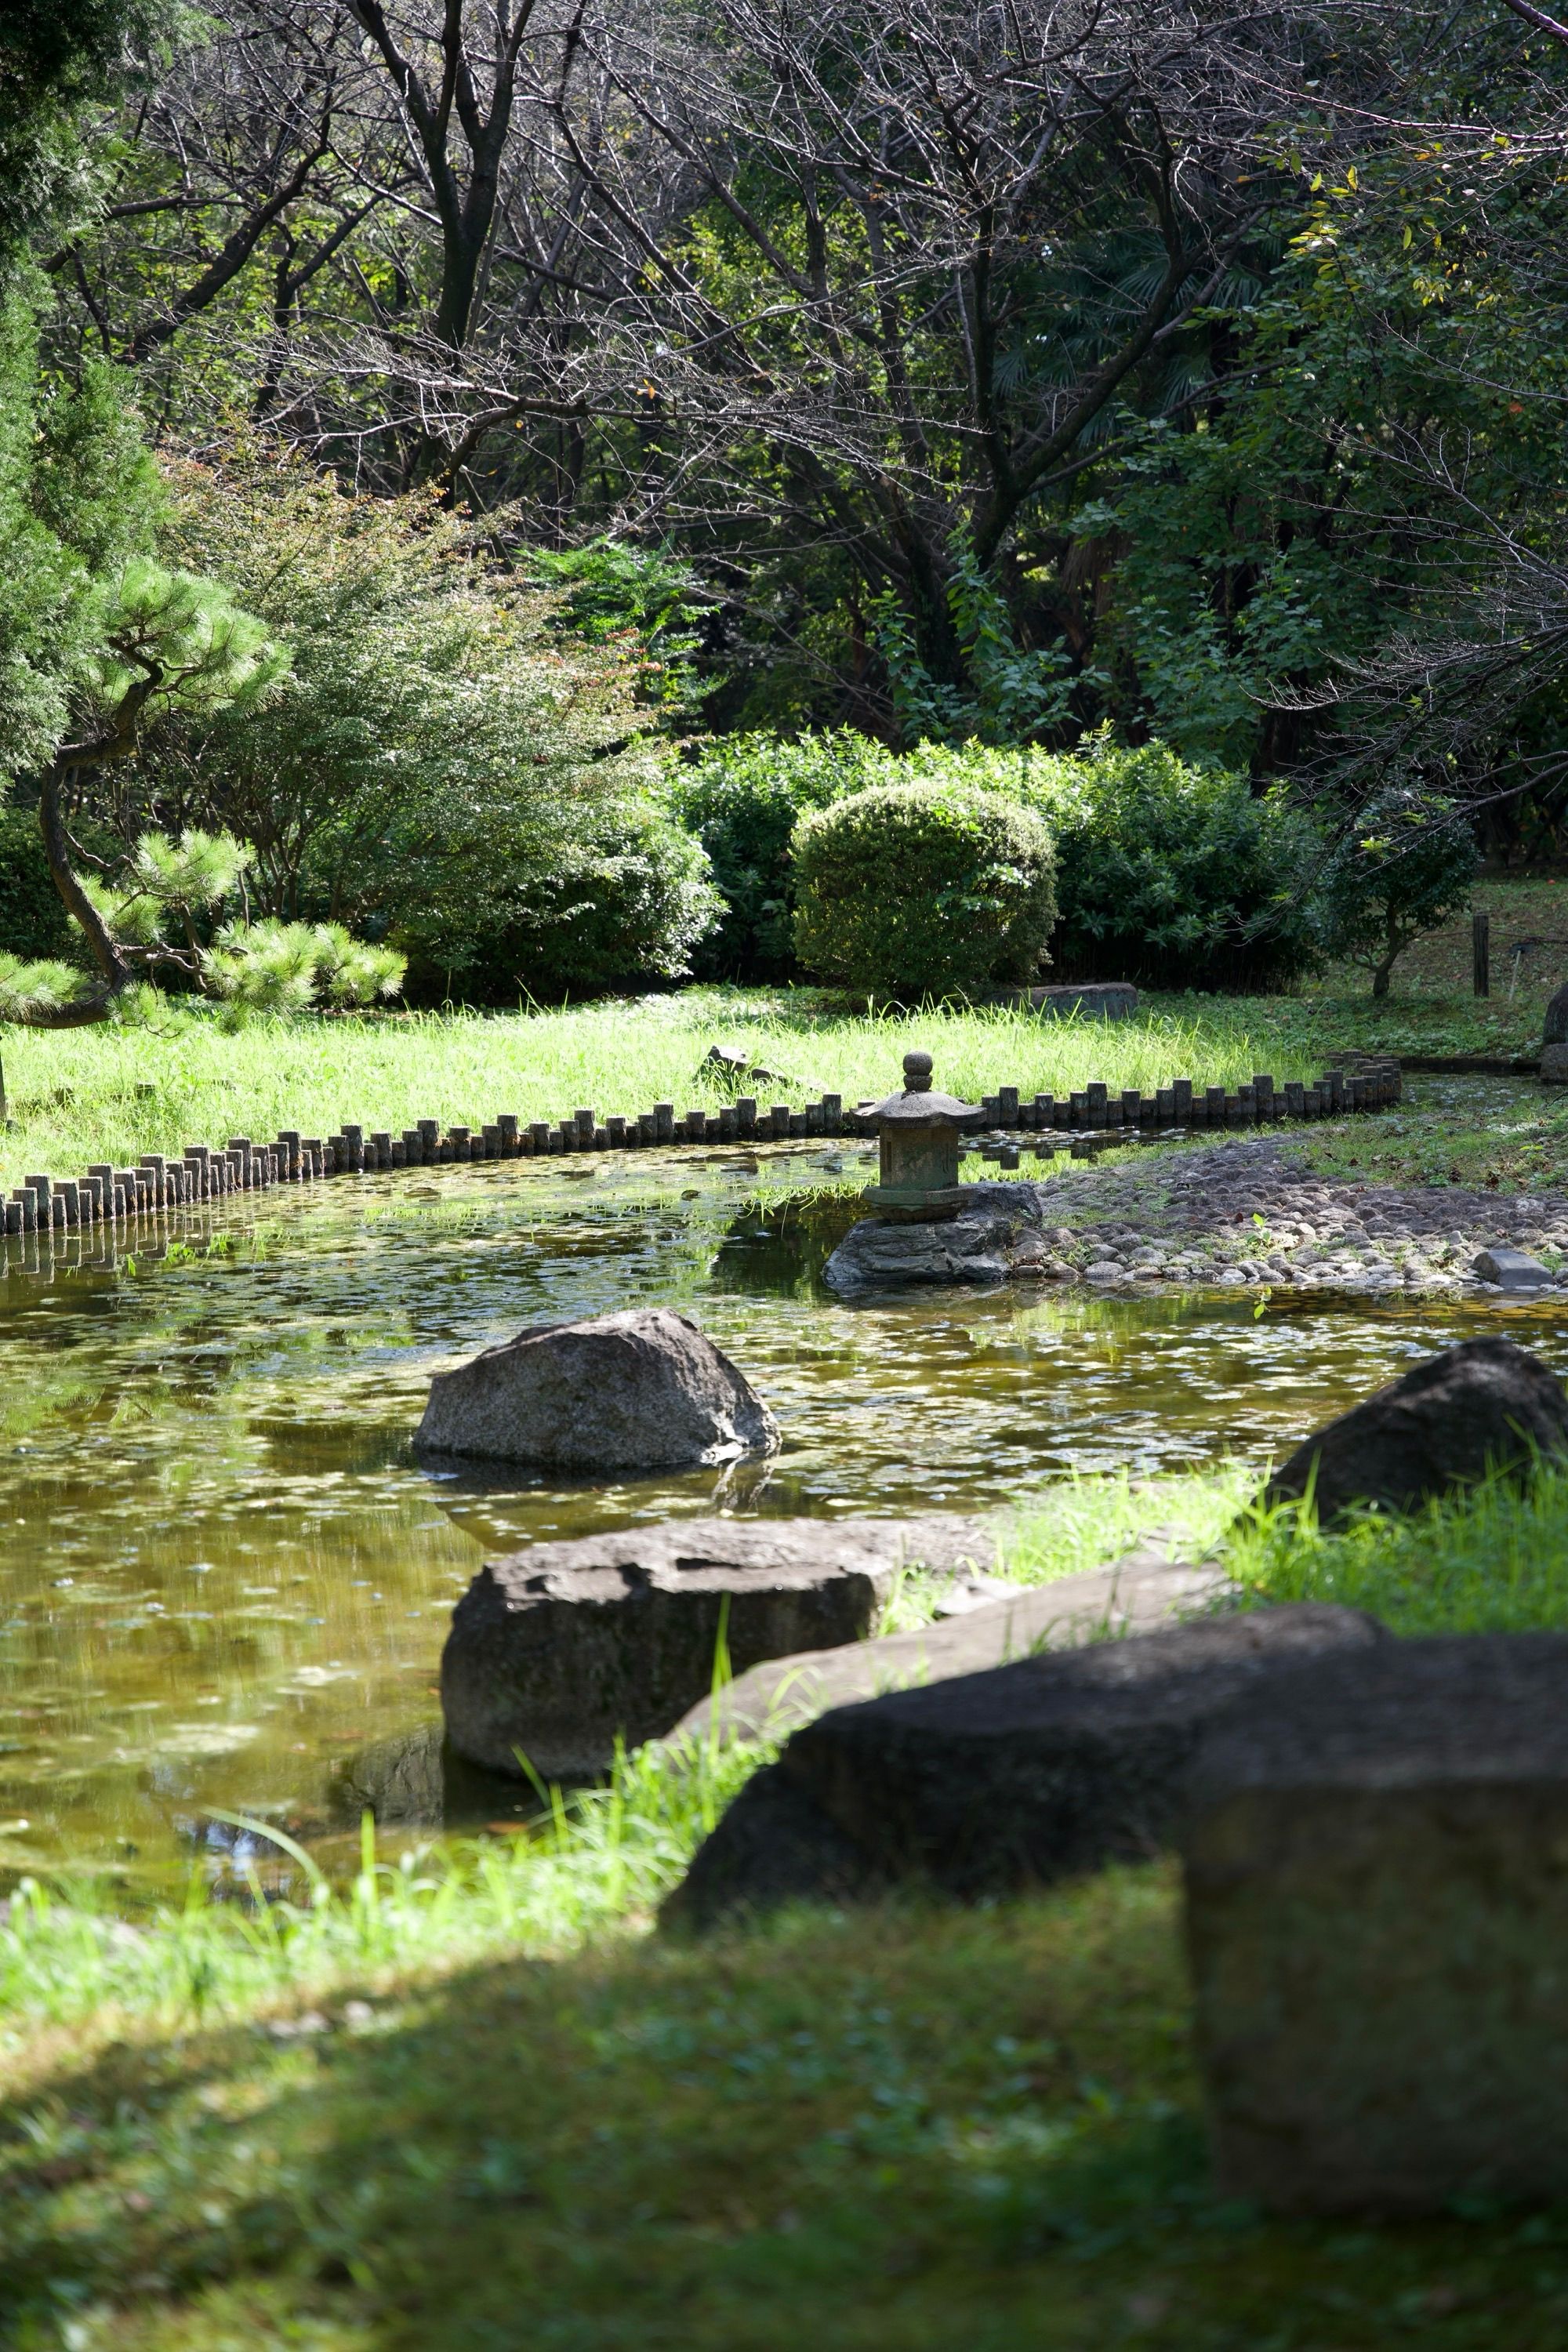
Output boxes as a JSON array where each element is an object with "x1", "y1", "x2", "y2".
[{"x1": 0, "y1": 1128, "x2": 1566, "y2": 1889}]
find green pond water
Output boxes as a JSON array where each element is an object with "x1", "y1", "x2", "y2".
[{"x1": 2, "y1": 1112, "x2": 1566, "y2": 1892}]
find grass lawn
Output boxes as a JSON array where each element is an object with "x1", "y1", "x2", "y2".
[
  {"x1": 0, "y1": 989, "x2": 1322, "y2": 1198},
  {"x1": 2, "y1": 875, "x2": 1563, "y2": 1197},
  {"x1": 16, "y1": 1868, "x2": 1568, "y2": 2352}
]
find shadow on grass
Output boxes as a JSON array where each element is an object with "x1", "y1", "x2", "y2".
[{"x1": 4, "y1": 1867, "x2": 1568, "y2": 2351}]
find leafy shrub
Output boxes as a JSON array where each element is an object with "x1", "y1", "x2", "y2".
[
  {"x1": 674, "y1": 732, "x2": 887, "y2": 980},
  {"x1": 1037, "y1": 738, "x2": 1323, "y2": 992},
  {"x1": 792, "y1": 782, "x2": 1056, "y2": 996},
  {"x1": 1315, "y1": 783, "x2": 1477, "y2": 996},
  {"x1": 0, "y1": 807, "x2": 74, "y2": 960},
  {"x1": 390, "y1": 798, "x2": 718, "y2": 1004},
  {"x1": 131, "y1": 459, "x2": 714, "y2": 1005},
  {"x1": 680, "y1": 728, "x2": 1318, "y2": 993}
]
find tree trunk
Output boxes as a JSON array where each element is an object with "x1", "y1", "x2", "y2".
[{"x1": 38, "y1": 755, "x2": 132, "y2": 996}]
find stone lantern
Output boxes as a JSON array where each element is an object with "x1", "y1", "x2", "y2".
[{"x1": 864, "y1": 1051, "x2": 983, "y2": 1221}]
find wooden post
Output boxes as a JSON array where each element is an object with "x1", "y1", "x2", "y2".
[{"x1": 1473, "y1": 909, "x2": 1490, "y2": 997}]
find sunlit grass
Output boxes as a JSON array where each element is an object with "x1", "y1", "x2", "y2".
[
  {"x1": 1231, "y1": 1453, "x2": 1568, "y2": 1635},
  {"x1": 0, "y1": 1728, "x2": 769, "y2": 2034},
  {"x1": 0, "y1": 988, "x2": 1312, "y2": 1194}
]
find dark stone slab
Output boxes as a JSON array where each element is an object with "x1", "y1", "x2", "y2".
[
  {"x1": 665, "y1": 1601, "x2": 1381, "y2": 1928},
  {"x1": 676, "y1": 1548, "x2": 1234, "y2": 1749},
  {"x1": 669, "y1": 1769, "x2": 887, "y2": 1927},
  {"x1": 441, "y1": 1513, "x2": 997, "y2": 1779},
  {"x1": 1184, "y1": 1632, "x2": 1568, "y2": 2213},
  {"x1": 1262, "y1": 1337, "x2": 1568, "y2": 1525},
  {"x1": 1473, "y1": 1244, "x2": 1552, "y2": 1289}
]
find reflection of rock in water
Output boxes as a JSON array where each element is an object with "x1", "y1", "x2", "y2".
[
  {"x1": 326, "y1": 1721, "x2": 535, "y2": 1831},
  {"x1": 711, "y1": 1189, "x2": 868, "y2": 1294}
]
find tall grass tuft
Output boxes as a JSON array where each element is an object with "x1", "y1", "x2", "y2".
[
  {"x1": 0, "y1": 1730, "x2": 769, "y2": 2030},
  {"x1": 1231, "y1": 1456, "x2": 1568, "y2": 1635}
]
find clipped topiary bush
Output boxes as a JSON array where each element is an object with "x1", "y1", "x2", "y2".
[{"x1": 791, "y1": 782, "x2": 1055, "y2": 997}]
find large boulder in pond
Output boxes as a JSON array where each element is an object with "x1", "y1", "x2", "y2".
[
  {"x1": 416, "y1": 1306, "x2": 779, "y2": 1472},
  {"x1": 1262, "y1": 1337, "x2": 1568, "y2": 1526},
  {"x1": 665, "y1": 1601, "x2": 1382, "y2": 1929},
  {"x1": 441, "y1": 1514, "x2": 996, "y2": 1778}
]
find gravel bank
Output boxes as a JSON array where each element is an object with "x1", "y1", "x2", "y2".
[{"x1": 994, "y1": 1139, "x2": 1568, "y2": 1295}]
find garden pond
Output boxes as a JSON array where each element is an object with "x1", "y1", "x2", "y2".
[{"x1": 3, "y1": 1088, "x2": 1567, "y2": 1893}]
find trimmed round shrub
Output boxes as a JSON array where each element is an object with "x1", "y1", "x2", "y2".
[
  {"x1": 791, "y1": 782, "x2": 1055, "y2": 996},
  {"x1": 674, "y1": 731, "x2": 887, "y2": 981}
]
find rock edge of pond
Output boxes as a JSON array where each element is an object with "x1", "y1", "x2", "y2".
[{"x1": 829, "y1": 1141, "x2": 1568, "y2": 1298}]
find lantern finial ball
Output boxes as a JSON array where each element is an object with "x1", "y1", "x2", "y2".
[{"x1": 902, "y1": 1051, "x2": 933, "y2": 1093}]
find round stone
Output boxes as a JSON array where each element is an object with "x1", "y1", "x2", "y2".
[{"x1": 903, "y1": 1051, "x2": 934, "y2": 1092}]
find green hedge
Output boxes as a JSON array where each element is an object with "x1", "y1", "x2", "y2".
[
  {"x1": 792, "y1": 782, "x2": 1056, "y2": 996},
  {"x1": 681, "y1": 731, "x2": 1323, "y2": 993},
  {"x1": 673, "y1": 732, "x2": 887, "y2": 981},
  {"x1": 1043, "y1": 739, "x2": 1323, "y2": 991}
]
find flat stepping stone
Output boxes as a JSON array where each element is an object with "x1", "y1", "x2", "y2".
[
  {"x1": 1473, "y1": 1245, "x2": 1553, "y2": 1289},
  {"x1": 674, "y1": 1544, "x2": 1234, "y2": 1750},
  {"x1": 441, "y1": 1513, "x2": 998, "y2": 1779},
  {"x1": 666, "y1": 1598, "x2": 1380, "y2": 1929}
]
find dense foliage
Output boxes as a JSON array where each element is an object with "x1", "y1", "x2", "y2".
[
  {"x1": 681, "y1": 732, "x2": 1320, "y2": 991},
  {"x1": 1040, "y1": 741, "x2": 1323, "y2": 992},
  {"x1": 5, "y1": 0, "x2": 1563, "y2": 1004},
  {"x1": 137, "y1": 461, "x2": 718, "y2": 1002},
  {"x1": 1315, "y1": 786, "x2": 1479, "y2": 998},
  {"x1": 793, "y1": 783, "x2": 1057, "y2": 997}
]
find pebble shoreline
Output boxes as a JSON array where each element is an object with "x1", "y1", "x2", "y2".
[{"x1": 984, "y1": 1138, "x2": 1568, "y2": 1297}]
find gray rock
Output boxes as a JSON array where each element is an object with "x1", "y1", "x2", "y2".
[
  {"x1": 325, "y1": 1722, "x2": 528, "y2": 1831},
  {"x1": 441, "y1": 1513, "x2": 997, "y2": 1778},
  {"x1": 1473, "y1": 1244, "x2": 1552, "y2": 1288},
  {"x1": 824, "y1": 1189, "x2": 1049, "y2": 1294},
  {"x1": 1184, "y1": 1632, "x2": 1568, "y2": 2213},
  {"x1": 666, "y1": 1601, "x2": 1381, "y2": 1929},
  {"x1": 416, "y1": 1307, "x2": 779, "y2": 1471},
  {"x1": 985, "y1": 982, "x2": 1138, "y2": 1020},
  {"x1": 677, "y1": 1547, "x2": 1233, "y2": 1749},
  {"x1": 1544, "y1": 982, "x2": 1568, "y2": 1047},
  {"x1": 1541, "y1": 1041, "x2": 1568, "y2": 1085},
  {"x1": 1262, "y1": 1336, "x2": 1568, "y2": 1526}
]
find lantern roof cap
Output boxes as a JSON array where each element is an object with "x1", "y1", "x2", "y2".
[{"x1": 865, "y1": 1050, "x2": 983, "y2": 1126}]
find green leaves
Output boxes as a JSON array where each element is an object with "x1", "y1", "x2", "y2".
[
  {"x1": 88, "y1": 558, "x2": 288, "y2": 726},
  {"x1": 792, "y1": 780, "x2": 1056, "y2": 996},
  {"x1": 1316, "y1": 784, "x2": 1478, "y2": 996},
  {"x1": 0, "y1": 952, "x2": 93, "y2": 1024},
  {"x1": 201, "y1": 920, "x2": 406, "y2": 1014}
]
